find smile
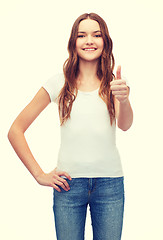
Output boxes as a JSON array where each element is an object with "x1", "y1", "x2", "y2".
[{"x1": 82, "y1": 48, "x2": 97, "y2": 51}]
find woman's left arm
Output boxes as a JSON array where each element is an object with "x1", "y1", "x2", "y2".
[{"x1": 110, "y1": 66, "x2": 133, "y2": 131}]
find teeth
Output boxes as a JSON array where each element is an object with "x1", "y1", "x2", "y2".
[{"x1": 84, "y1": 48, "x2": 96, "y2": 51}]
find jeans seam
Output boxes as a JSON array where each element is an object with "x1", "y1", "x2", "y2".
[{"x1": 91, "y1": 178, "x2": 97, "y2": 194}]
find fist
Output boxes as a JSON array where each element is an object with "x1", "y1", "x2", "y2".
[{"x1": 110, "y1": 66, "x2": 129, "y2": 103}]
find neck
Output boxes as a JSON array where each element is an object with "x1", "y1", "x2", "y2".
[{"x1": 77, "y1": 59, "x2": 99, "y2": 83}]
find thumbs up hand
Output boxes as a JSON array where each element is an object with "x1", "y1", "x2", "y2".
[{"x1": 110, "y1": 66, "x2": 129, "y2": 103}]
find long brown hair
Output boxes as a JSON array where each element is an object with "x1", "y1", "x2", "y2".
[{"x1": 58, "y1": 13, "x2": 115, "y2": 126}]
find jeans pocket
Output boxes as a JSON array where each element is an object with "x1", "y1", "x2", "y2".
[{"x1": 97, "y1": 177, "x2": 124, "y2": 202}]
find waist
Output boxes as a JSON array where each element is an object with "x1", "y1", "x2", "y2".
[{"x1": 57, "y1": 150, "x2": 123, "y2": 178}]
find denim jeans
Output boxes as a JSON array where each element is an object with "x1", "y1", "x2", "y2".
[{"x1": 53, "y1": 177, "x2": 125, "y2": 240}]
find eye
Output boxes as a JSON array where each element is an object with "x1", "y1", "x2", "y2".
[
  {"x1": 77, "y1": 35, "x2": 85, "y2": 38},
  {"x1": 94, "y1": 34, "x2": 102, "y2": 38}
]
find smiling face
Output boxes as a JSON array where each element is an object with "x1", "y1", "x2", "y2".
[{"x1": 76, "y1": 19, "x2": 104, "y2": 63}]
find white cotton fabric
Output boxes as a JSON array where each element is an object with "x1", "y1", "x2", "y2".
[{"x1": 42, "y1": 73, "x2": 124, "y2": 178}]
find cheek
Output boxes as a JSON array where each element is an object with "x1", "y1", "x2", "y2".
[
  {"x1": 99, "y1": 39, "x2": 104, "y2": 49},
  {"x1": 76, "y1": 39, "x2": 78, "y2": 48},
  {"x1": 76, "y1": 39, "x2": 82, "y2": 49},
  {"x1": 75, "y1": 40, "x2": 79, "y2": 54}
]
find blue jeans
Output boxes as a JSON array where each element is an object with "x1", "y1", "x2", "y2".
[{"x1": 53, "y1": 177, "x2": 125, "y2": 240}]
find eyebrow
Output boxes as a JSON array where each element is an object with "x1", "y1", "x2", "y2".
[{"x1": 77, "y1": 30, "x2": 102, "y2": 34}]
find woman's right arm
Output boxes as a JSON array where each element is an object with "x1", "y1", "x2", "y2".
[{"x1": 8, "y1": 87, "x2": 71, "y2": 192}]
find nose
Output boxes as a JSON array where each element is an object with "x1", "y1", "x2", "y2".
[{"x1": 86, "y1": 34, "x2": 94, "y2": 45}]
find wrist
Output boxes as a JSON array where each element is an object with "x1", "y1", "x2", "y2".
[
  {"x1": 119, "y1": 97, "x2": 129, "y2": 105},
  {"x1": 34, "y1": 170, "x2": 45, "y2": 182}
]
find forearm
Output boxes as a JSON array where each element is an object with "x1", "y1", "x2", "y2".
[
  {"x1": 117, "y1": 98, "x2": 133, "y2": 131},
  {"x1": 8, "y1": 127, "x2": 44, "y2": 181}
]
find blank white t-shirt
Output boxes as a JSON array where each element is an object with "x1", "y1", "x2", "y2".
[{"x1": 42, "y1": 73, "x2": 123, "y2": 178}]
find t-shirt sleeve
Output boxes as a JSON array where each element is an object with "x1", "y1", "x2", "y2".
[{"x1": 42, "y1": 73, "x2": 65, "y2": 103}]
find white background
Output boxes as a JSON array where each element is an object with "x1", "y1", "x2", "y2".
[{"x1": 1, "y1": 0, "x2": 163, "y2": 239}]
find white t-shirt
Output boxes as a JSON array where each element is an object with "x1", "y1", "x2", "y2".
[{"x1": 42, "y1": 73, "x2": 123, "y2": 178}]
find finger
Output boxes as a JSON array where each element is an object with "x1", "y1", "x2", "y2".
[
  {"x1": 116, "y1": 65, "x2": 121, "y2": 80},
  {"x1": 57, "y1": 170, "x2": 72, "y2": 180},
  {"x1": 110, "y1": 84, "x2": 128, "y2": 91},
  {"x1": 110, "y1": 79, "x2": 126, "y2": 86},
  {"x1": 112, "y1": 91, "x2": 127, "y2": 96},
  {"x1": 54, "y1": 179, "x2": 70, "y2": 191},
  {"x1": 59, "y1": 178, "x2": 70, "y2": 189},
  {"x1": 54, "y1": 176, "x2": 70, "y2": 189},
  {"x1": 52, "y1": 184, "x2": 61, "y2": 192}
]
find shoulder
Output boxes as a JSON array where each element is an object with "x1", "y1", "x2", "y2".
[
  {"x1": 42, "y1": 72, "x2": 65, "y2": 103},
  {"x1": 43, "y1": 72, "x2": 65, "y2": 89}
]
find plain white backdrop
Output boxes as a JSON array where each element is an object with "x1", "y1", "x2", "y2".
[{"x1": 1, "y1": 0, "x2": 163, "y2": 239}]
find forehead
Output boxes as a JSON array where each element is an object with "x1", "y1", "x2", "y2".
[{"x1": 78, "y1": 19, "x2": 101, "y2": 32}]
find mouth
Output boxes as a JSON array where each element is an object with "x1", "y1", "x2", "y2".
[{"x1": 82, "y1": 47, "x2": 97, "y2": 51}]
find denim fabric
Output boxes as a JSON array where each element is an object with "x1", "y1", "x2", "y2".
[{"x1": 53, "y1": 177, "x2": 125, "y2": 240}]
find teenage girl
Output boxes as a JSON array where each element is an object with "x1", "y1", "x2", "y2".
[{"x1": 8, "y1": 13, "x2": 133, "y2": 240}]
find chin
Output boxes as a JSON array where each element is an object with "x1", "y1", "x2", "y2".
[{"x1": 79, "y1": 54, "x2": 102, "y2": 62}]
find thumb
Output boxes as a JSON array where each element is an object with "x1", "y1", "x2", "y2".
[{"x1": 116, "y1": 65, "x2": 121, "y2": 80}]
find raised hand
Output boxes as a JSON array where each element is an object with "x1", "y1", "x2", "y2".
[{"x1": 110, "y1": 66, "x2": 129, "y2": 103}]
